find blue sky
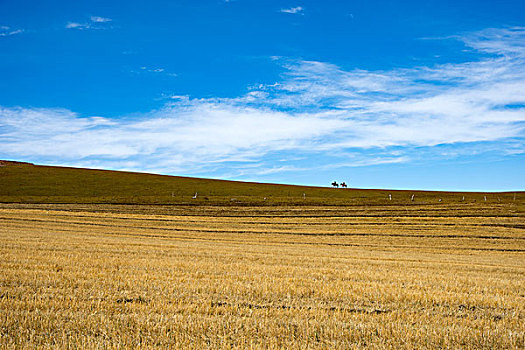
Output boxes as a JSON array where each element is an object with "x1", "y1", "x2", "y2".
[{"x1": 1, "y1": 0, "x2": 524, "y2": 191}]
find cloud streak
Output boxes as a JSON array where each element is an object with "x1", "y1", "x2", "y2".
[
  {"x1": 280, "y1": 6, "x2": 304, "y2": 14},
  {"x1": 133, "y1": 66, "x2": 178, "y2": 77},
  {"x1": 66, "y1": 16, "x2": 112, "y2": 30},
  {"x1": 90, "y1": 16, "x2": 112, "y2": 23},
  {"x1": 0, "y1": 27, "x2": 524, "y2": 177},
  {"x1": 0, "y1": 26, "x2": 23, "y2": 37}
]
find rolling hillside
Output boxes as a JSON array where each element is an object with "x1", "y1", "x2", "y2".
[
  {"x1": 0, "y1": 160, "x2": 521, "y2": 205},
  {"x1": 1, "y1": 160, "x2": 524, "y2": 348}
]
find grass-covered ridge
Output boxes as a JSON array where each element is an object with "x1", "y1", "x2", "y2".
[{"x1": 0, "y1": 160, "x2": 521, "y2": 205}]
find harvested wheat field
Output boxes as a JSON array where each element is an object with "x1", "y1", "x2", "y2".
[{"x1": 1, "y1": 200, "x2": 524, "y2": 349}]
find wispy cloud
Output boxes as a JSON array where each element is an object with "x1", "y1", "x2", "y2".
[
  {"x1": 280, "y1": 6, "x2": 304, "y2": 14},
  {"x1": 90, "y1": 16, "x2": 112, "y2": 23},
  {"x1": 1, "y1": 27, "x2": 524, "y2": 177},
  {"x1": 65, "y1": 22, "x2": 88, "y2": 30},
  {"x1": 66, "y1": 16, "x2": 113, "y2": 30},
  {"x1": 0, "y1": 26, "x2": 23, "y2": 37},
  {"x1": 132, "y1": 66, "x2": 178, "y2": 77}
]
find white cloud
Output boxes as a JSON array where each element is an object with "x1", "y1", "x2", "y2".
[
  {"x1": 140, "y1": 67, "x2": 164, "y2": 73},
  {"x1": 0, "y1": 26, "x2": 23, "y2": 37},
  {"x1": 66, "y1": 16, "x2": 113, "y2": 30},
  {"x1": 66, "y1": 22, "x2": 87, "y2": 29},
  {"x1": 0, "y1": 27, "x2": 524, "y2": 176},
  {"x1": 90, "y1": 16, "x2": 112, "y2": 23},
  {"x1": 280, "y1": 6, "x2": 304, "y2": 14},
  {"x1": 459, "y1": 26, "x2": 525, "y2": 56},
  {"x1": 0, "y1": 103, "x2": 341, "y2": 173},
  {"x1": 134, "y1": 66, "x2": 177, "y2": 77}
]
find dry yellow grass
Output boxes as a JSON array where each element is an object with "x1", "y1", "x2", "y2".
[{"x1": 1, "y1": 202, "x2": 524, "y2": 349}]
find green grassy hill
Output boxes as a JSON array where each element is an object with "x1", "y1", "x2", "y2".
[{"x1": 0, "y1": 160, "x2": 521, "y2": 205}]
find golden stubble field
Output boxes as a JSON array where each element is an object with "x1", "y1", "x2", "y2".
[{"x1": 1, "y1": 202, "x2": 524, "y2": 349}]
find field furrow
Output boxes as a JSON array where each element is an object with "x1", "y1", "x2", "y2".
[{"x1": 1, "y1": 203, "x2": 524, "y2": 349}]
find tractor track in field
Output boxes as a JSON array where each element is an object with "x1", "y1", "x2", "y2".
[
  {"x1": 5, "y1": 211, "x2": 524, "y2": 229},
  {"x1": 2, "y1": 216, "x2": 524, "y2": 243}
]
